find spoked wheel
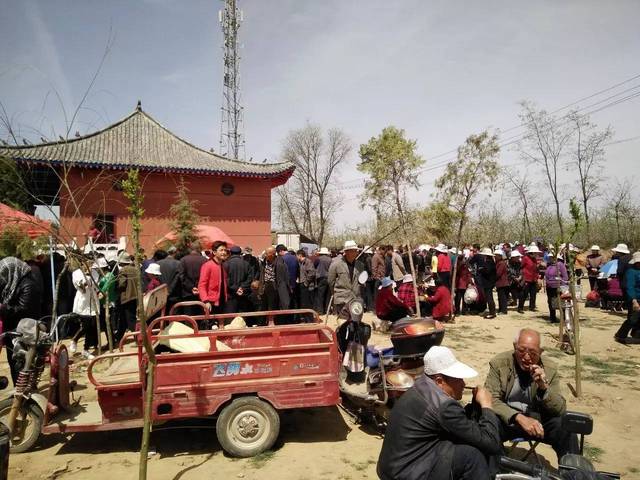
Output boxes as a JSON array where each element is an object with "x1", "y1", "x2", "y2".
[
  {"x1": 0, "y1": 398, "x2": 44, "y2": 453},
  {"x1": 216, "y1": 397, "x2": 279, "y2": 457},
  {"x1": 560, "y1": 305, "x2": 576, "y2": 355}
]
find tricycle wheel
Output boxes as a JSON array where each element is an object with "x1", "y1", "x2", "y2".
[
  {"x1": 0, "y1": 398, "x2": 44, "y2": 453},
  {"x1": 216, "y1": 396, "x2": 279, "y2": 458}
]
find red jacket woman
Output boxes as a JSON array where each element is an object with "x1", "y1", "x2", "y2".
[
  {"x1": 426, "y1": 284, "x2": 452, "y2": 320},
  {"x1": 198, "y1": 259, "x2": 228, "y2": 309}
]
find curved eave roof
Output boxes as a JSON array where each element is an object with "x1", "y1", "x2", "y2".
[{"x1": 0, "y1": 106, "x2": 294, "y2": 187}]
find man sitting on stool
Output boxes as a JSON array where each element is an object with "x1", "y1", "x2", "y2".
[{"x1": 484, "y1": 328, "x2": 579, "y2": 460}]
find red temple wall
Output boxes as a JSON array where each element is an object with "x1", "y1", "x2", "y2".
[{"x1": 59, "y1": 169, "x2": 274, "y2": 253}]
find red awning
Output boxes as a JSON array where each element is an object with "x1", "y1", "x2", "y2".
[{"x1": 0, "y1": 202, "x2": 51, "y2": 239}]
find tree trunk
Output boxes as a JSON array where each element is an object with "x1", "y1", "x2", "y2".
[
  {"x1": 405, "y1": 242, "x2": 421, "y2": 317},
  {"x1": 449, "y1": 219, "x2": 465, "y2": 318},
  {"x1": 583, "y1": 198, "x2": 591, "y2": 244}
]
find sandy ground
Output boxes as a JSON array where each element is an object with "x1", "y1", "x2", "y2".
[{"x1": 2, "y1": 290, "x2": 640, "y2": 480}]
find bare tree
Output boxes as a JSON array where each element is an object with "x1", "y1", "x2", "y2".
[
  {"x1": 276, "y1": 123, "x2": 351, "y2": 245},
  {"x1": 607, "y1": 178, "x2": 633, "y2": 241},
  {"x1": 434, "y1": 130, "x2": 500, "y2": 316},
  {"x1": 518, "y1": 101, "x2": 574, "y2": 239},
  {"x1": 503, "y1": 169, "x2": 534, "y2": 242},
  {"x1": 568, "y1": 112, "x2": 613, "y2": 243}
]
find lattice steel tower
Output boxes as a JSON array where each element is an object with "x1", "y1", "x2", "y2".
[{"x1": 218, "y1": 0, "x2": 245, "y2": 160}]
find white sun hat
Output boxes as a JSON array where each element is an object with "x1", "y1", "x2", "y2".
[
  {"x1": 612, "y1": 243, "x2": 630, "y2": 254},
  {"x1": 145, "y1": 263, "x2": 162, "y2": 276},
  {"x1": 342, "y1": 240, "x2": 361, "y2": 252},
  {"x1": 525, "y1": 245, "x2": 542, "y2": 254},
  {"x1": 91, "y1": 257, "x2": 108, "y2": 269},
  {"x1": 402, "y1": 274, "x2": 413, "y2": 283},
  {"x1": 510, "y1": 251, "x2": 523, "y2": 258},
  {"x1": 479, "y1": 247, "x2": 494, "y2": 256},
  {"x1": 423, "y1": 346, "x2": 478, "y2": 379},
  {"x1": 494, "y1": 249, "x2": 506, "y2": 257},
  {"x1": 318, "y1": 247, "x2": 331, "y2": 255},
  {"x1": 590, "y1": 245, "x2": 601, "y2": 251},
  {"x1": 435, "y1": 243, "x2": 448, "y2": 253},
  {"x1": 629, "y1": 252, "x2": 640, "y2": 265}
]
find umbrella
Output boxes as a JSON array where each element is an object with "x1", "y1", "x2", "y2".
[
  {"x1": 0, "y1": 202, "x2": 51, "y2": 238},
  {"x1": 599, "y1": 259, "x2": 618, "y2": 278},
  {"x1": 155, "y1": 224, "x2": 235, "y2": 249}
]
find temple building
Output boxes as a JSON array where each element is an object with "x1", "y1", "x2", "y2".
[{"x1": 0, "y1": 103, "x2": 294, "y2": 252}]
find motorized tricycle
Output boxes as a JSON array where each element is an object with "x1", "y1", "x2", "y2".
[
  {"x1": 336, "y1": 298, "x2": 445, "y2": 428},
  {"x1": 0, "y1": 291, "x2": 341, "y2": 458}
]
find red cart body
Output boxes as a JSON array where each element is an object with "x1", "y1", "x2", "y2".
[{"x1": 39, "y1": 308, "x2": 340, "y2": 456}]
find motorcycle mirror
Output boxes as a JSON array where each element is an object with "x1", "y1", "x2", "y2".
[{"x1": 358, "y1": 271, "x2": 369, "y2": 285}]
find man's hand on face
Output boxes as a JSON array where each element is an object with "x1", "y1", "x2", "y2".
[
  {"x1": 529, "y1": 364, "x2": 548, "y2": 390},
  {"x1": 472, "y1": 386, "x2": 493, "y2": 409},
  {"x1": 515, "y1": 414, "x2": 544, "y2": 439}
]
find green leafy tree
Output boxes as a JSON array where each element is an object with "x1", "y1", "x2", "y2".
[
  {"x1": 357, "y1": 126, "x2": 424, "y2": 225},
  {"x1": 169, "y1": 178, "x2": 200, "y2": 253},
  {"x1": 0, "y1": 156, "x2": 30, "y2": 211},
  {"x1": 418, "y1": 202, "x2": 458, "y2": 244},
  {"x1": 434, "y1": 130, "x2": 500, "y2": 315}
]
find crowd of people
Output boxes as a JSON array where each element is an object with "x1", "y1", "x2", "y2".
[{"x1": 1, "y1": 236, "x2": 639, "y2": 384}]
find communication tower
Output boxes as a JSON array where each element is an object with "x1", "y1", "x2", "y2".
[{"x1": 218, "y1": 0, "x2": 245, "y2": 159}]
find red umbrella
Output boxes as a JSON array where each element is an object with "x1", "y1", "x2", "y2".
[
  {"x1": 0, "y1": 202, "x2": 51, "y2": 239},
  {"x1": 155, "y1": 224, "x2": 235, "y2": 249}
]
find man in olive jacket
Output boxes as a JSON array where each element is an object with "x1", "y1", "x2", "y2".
[{"x1": 484, "y1": 328, "x2": 578, "y2": 460}]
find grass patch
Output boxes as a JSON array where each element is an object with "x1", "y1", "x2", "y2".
[
  {"x1": 581, "y1": 355, "x2": 637, "y2": 384},
  {"x1": 583, "y1": 443, "x2": 604, "y2": 463},
  {"x1": 248, "y1": 450, "x2": 276, "y2": 468}
]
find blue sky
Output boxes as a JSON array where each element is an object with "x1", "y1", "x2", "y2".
[{"x1": 1, "y1": 0, "x2": 639, "y2": 229}]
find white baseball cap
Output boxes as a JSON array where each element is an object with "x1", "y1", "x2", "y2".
[{"x1": 423, "y1": 346, "x2": 478, "y2": 379}]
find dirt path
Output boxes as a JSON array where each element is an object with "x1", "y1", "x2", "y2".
[{"x1": 2, "y1": 292, "x2": 639, "y2": 479}]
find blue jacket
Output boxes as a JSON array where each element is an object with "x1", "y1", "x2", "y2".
[{"x1": 625, "y1": 268, "x2": 640, "y2": 301}]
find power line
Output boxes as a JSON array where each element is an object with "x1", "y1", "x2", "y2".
[{"x1": 335, "y1": 73, "x2": 640, "y2": 188}]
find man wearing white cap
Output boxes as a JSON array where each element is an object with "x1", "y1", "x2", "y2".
[
  {"x1": 586, "y1": 245, "x2": 604, "y2": 291},
  {"x1": 328, "y1": 240, "x2": 364, "y2": 317},
  {"x1": 378, "y1": 346, "x2": 501, "y2": 480}
]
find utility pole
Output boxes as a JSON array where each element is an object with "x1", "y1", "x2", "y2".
[{"x1": 219, "y1": 0, "x2": 245, "y2": 160}]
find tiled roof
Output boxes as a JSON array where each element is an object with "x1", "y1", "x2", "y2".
[{"x1": 0, "y1": 104, "x2": 294, "y2": 181}]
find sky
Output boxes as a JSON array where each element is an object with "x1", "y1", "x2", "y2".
[{"x1": 1, "y1": 0, "x2": 639, "y2": 231}]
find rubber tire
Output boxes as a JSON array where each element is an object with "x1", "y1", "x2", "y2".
[
  {"x1": 215, "y1": 397, "x2": 280, "y2": 458},
  {"x1": 0, "y1": 397, "x2": 44, "y2": 453}
]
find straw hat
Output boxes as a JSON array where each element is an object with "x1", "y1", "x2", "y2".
[
  {"x1": 342, "y1": 240, "x2": 360, "y2": 252},
  {"x1": 435, "y1": 244, "x2": 448, "y2": 253},
  {"x1": 145, "y1": 263, "x2": 162, "y2": 276},
  {"x1": 613, "y1": 243, "x2": 630, "y2": 254}
]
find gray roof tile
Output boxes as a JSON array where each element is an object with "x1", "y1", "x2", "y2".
[{"x1": 0, "y1": 106, "x2": 294, "y2": 180}]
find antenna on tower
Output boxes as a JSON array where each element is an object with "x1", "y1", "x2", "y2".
[{"x1": 219, "y1": 0, "x2": 245, "y2": 160}]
